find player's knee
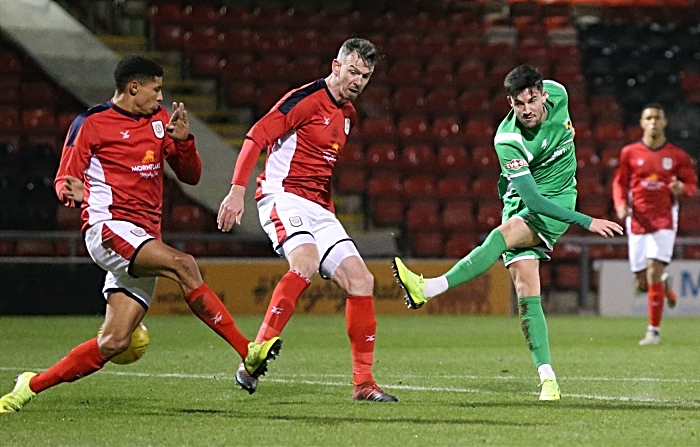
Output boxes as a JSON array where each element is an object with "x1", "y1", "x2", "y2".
[
  {"x1": 97, "y1": 332, "x2": 131, "y2": 358},
  {"x1": 172, "y1": 252, "x2": 202, "y2": 284},
  {"x1": 346, "y1": 270, "x2": 374, "y2": 295}
]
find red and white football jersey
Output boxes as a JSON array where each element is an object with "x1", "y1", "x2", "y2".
[
  {"x1": 54, "y1": 101, "x2": 201, "y2": 239},
  {"x1": 232, "y1": 79, "x2": 357, "y2": 212},
  {"x1": 613, "y1": 141, "x2": 698, "y2": 234}
]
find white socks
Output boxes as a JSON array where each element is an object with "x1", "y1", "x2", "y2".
[
  {"x1": 538, "y1": 364, "x2": 556, "y2": 382},
  {"x1": 423, "y1": 276, "x2": 449, "y2": 298}
]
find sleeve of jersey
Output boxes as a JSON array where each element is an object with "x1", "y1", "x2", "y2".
[
  {"x1": 511, "y1": 173, "x2": 594, "y2": 229},
  {"x1": 677, "y1": 153, "x2": 698, "y2": 197},
  {"x1": 165, "y1": 135, "x2": 201, "y2": 185},
  {"x1": 231, "y1": 103, "x2": 308, "y2": 186},
  {"x1": 612, "y1": 148, "x2": 631, "y2": 210},
  {"x1": 495, "y1": 141, "x2": 531, "y2": 178},
  {"x1": 53, "y1": 118, "x2": 94, "y2": 207}
]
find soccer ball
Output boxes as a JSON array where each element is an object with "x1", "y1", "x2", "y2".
[{"x1": 97, "y1": 322, "x2": 150, "y2": 365}]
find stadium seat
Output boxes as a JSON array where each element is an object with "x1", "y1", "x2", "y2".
[
  {"x1": 575, "y1": 174, "x2": 605, "y2": 195},
  {"x1": 337, "y1": 141, "x2": 364, "y2": 167},
  {"x1": 625, "y1": 126, "x2": 644, "y2": 142},
  {"x1": 419, "y1": 33, "x2": 452, "y2": 59},
  {"x1": 470, "y1": 146, "x2": 499, "y2": 171},
  {"x1": 366, "y1": 142, "x2": 400, "y2": 170},
  {"x1": 21, "y1": 82, "x2": 59, "y2": 107},
  {"x1": 444, "y1": 232, "x2": 479, "y2": 258},
  {"x1": 0, "y1": 50, "x2": 22, "y2": 75},
  {"x1": 578, "y1": 197, "x2": 611, "y2": 219},
  {"x1": 252, "y1": 55, "x2": 289, "y2": 83},
  {"x1": 255, "y1": 83, "x2": 292, "y2": 115},
  {"x1": 191, "y1": 52, "x2": 225, "y2": 78},
  {"x1": 465, "y1": 119, "x2": 495, "y2": 146},
  {"x1": 425, "y1": 88, "x2": 458, "y2": 113},
  {"x1": 431, "y1": 115, "x2": 463, "y2": 144},
  {"x1": 335, "y1": 168, "x2": 366, "y2": 194},
  {"x1": 367, "y1": 171, "x2": 402, "y2": 198},
  {"x1": 437, "y1": 175, "x2": 470, "y2": 199},
  {"x1": 475, "y1": 200, "x2": 502, "y2": 232},
  {"x1": 554, "y1": 263, "x2": 581, "y2": 289},
  {"x1": 361, "y1": 116, "x2": 396, "y2": 140},
  {"x1": 251, "y1": 30, "x2": 289, "y2": 54},
  {"x1": 600, "y1": 147, "x2": 621, "y2": 171},
  {"x1": 441, "y1": 200, "x2": 475, "y2": 232},
  {"x1": 384, "y1": 32, "x2": 420, "y2": 57},
  {"x1": 371, "y1": 197, "x2": 404, "y2": 226},
  {"x1": 226, "y1": 80, "x2": 256, "y2": 108},
  {"x1": 392, "y1": 86, "x2": 426, "y2": 110},
  {"x1": 153, "y1": 24, "x2": 185, "y2": 50},
  {"x1": 287, "y1": 56, "x2": 323, "y2": 84},
  {"x1": 575, "y1": 145, "x2": 600, "y2": 169},
  {"x1": 406, "y1": 200, "x2": 440, "y2": 230},
  {"x1": 387, "y1": 59, "x2": 423, "y2": 86},
  {"x1": 169, "y1": 204, "x2": 208, "y2": 232},
  {"x1": 21, "y1": 109, "x2": 57, "y2": 134},
  {"x1": 412, "y1": 231, "x2": 444, "y2": 257},
  {"x1": 0, "y1": 109, "x2": 20, "y2": 133},
  {"x1": 402, "y1": 174, "x2": 437, "y2": 198},
  {"x1": 220, "y1": 53, "x2": 255, "y2": 80},
  {"x1": 424, "y1": 58, "x2": 454, "y2": 85},
  {"x1": 286, "y1": 31, "x2": 321, "y2": 56},
  {"x1": 182, "y1": 27, "x2": 223, "y2": 54},
  {"x1": 438, "y1": 145, "x2": 469, "y2": 171},
  {"x1": 402, "y1": 144, "x2": 436, "y2": 170},
  {"x1": 456, "y1": 88, "x2": 490, "y2": 113},
  {"x1": 397, "y1": 114, "x2": 430, "y2": 142}
]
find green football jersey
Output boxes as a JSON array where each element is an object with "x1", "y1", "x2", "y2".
[{"x1": 494, "y1": 80, "x2": 577, "y2": 200}]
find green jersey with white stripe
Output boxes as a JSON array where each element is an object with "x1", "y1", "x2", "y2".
[{"x1": 494, "y1": 80, "x2": 577, "y2": 200}]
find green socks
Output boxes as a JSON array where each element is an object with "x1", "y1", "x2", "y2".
[
  {"x1": 518, "y1": 296, "x2": 551, "y2": 367},
  {"x1": 444, "y1": 229, "x2": 507, "y2": 289}
]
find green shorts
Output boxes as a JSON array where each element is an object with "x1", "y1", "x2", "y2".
[{"x1": 501, "y1": 192, "x2": 577, "y2": 266}]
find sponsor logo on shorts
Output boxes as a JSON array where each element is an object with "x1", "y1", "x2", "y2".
[
  {"x1": 130, "y1": 228, "x2": 148, "y2": 237},
  {"x1": 505, "y1": 159, "x2": 528, "y2": 171},
  {"x1": 289, "y1": 216, "x2": 303, "y2": 227}
]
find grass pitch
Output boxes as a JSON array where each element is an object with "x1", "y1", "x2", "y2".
[{"x1": 1, "y1": 314, "x2": 699, "y2": 446}]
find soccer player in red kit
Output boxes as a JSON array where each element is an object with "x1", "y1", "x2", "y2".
[
  {"x1": 217, "y1": 39, "x2": 397, "y2": 402},
  {"x1": 613, "y1": 103, "x2": 698, "y2": 345},
  {"x1": 0, "y1": 55, "x2": 280, "y2": 413}
]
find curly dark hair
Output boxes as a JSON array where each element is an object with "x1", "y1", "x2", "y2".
[{"x1": 114, "y1": 55, "x2": 164, "y2": 93}]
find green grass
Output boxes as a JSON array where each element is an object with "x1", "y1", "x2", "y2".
[{"x1": 1, "y1": 315, "x2": 700, "y2": 446}]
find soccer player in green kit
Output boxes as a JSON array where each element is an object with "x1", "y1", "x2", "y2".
[{"x1": 392, "y1": 65, "x2": 624, "y2": 400}]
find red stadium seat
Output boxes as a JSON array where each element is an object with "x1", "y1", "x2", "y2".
[
  {"x1": 412, "y1": 231, "x2": 444, "y2": 257},
  {"x1": 437, "y1": 175, "x2": 471, "y2": 199},
  {"x1": 594, "y1": 122, "x2": 625, "y2": 145},
  {"x1": 154, "y1": 24, "x2": 185, "y2": 50},
  {"x1": 442, "y1": 200, "x2": 475, "y2": 232},
  {"x1": 387, "y1": 59, "x2": 423, "y2": 86},
  {"x1": 554, "y1": 263, "x2": 581, "y2": 289},
  {"x1": 21, "y1": 82, "x2": 59, "y2": 107},
  {"x1": 220, "y1": 53, "x2": 255, "y2": 81},
  {"x1": 371, "y1": 197, "x2": 404, "y2": 226},
  {"x1": 424, "y1": 58, "x2": 454, "y2": 85},
  {"x1": 182, "y1": 27, "x2": 223, "y2": 54},
  {"x1": 251, "y1": 30, "x2": 289, "y2": 54},
  {"x1": 0, "y1": 51, "x2": 23, "y2": 75},
  {"x1": 169, "y1": 204, "x2": 208, "y2": 232},
  {"x1": 402, "y1": 173, "x2": 437, "y2": 198},
  {"x1": 367, "y1": 171, "x2": 402, "y2": 198},
  {"x1": 475, "y1": 200, "x2": 502, "y2": 232},
  {"x1": 0, "y1": 109, "x2": 20, "y2": 133},
  {"x1": 600, "y1": 147, "x2": 621, "y2": 171},
  {"x1": 470, "y1": 146, "x2": 499, "y2": 171},
  {"x1": 625, "y1": 126, "x2": 644, "y2": 142},
  {"x1": 21, "y1": 109, "x2": 57, "y2": 134},
  {"x1": 406, "y1": 200, "x2": 440, "y2": 230},
  {"x1": 397, "y1": 114, "x2": 430, "y2": 140},
  {"x1": 337, "y1": 141, "x2": 364, "y2": 167},
  {"x1": 287, "y1": 56, "x2": 323, "y2": 84},
  {"x1": 392, "y1": 86, "x2": 426, "y2": 110},
  {"x1": 191, "y1": 53, "x2": 225, "y2": 78},
  {"x1": 361, "y1": 116, "x2": 396, "y2": 139},
  {"x1": 432, "y1": 115, "x2": 462, "y2": 141},
  {"x1": 402, "y1": 144, "x2": 436, "y2": 170},
  {"x1": 255, "y1": 83, "x2": 291, "y2": 114},
  {"x1": 366, "y1": 142, "x2": 400, "y2": 171},
  {"x1": 578, "y1": 197, "x2": 611, "y2": 219},
  {"x1": 252, "y1": 55, "x2": 289, "y2": 82},
  {"x1": 576, "y1": 174, "x2": 605, "y2": 195},
  {"x1": 456, "y1": 88, "x2": 490, "y2": 112},
  {"x1": 335, "y1": 168, "x2": 366, "y2": 194},
  {"x1": 384, "y1": 32, "x2": 419, "y2": 57},
  {"x1": 419, "y1": 34, "x2": 452, "y2": 58},
  {"x1": 576, "y1": 145, "x2": 600, "y2": 169},
  {"x1": 226, "y1": 80, "x2": 256, "y2": 108},
  {"x1": 444, "y1": 232, "x2": 479, "y2": 258},
  {"x1": 425, "y1": 88, "x2": 458, "y2": 113},
  {"x1": 438, "y1": 145, "x2": 469, "y2": 171},
  {"x1": 286, "y1": 30, "x2": 321, "y2": 56}
]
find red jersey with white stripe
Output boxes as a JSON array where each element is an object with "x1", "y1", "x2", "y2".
[
  {"x1": 54, "y1": 101, "x2": 201, "y2": 239},
  {"x1": 613, "y1": 141, "x2": 698, "y2": 234},
  {"x1": 233, "y1": 79, "x2": 357, "y2": 212}
]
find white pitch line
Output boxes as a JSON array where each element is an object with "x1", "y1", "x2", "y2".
[{"x1": 0, "y1": 366, "x2": 697, "y2": 404}]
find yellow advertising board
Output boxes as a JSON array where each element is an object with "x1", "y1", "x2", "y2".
[{"x1": 150, "y1": 259, "x2": 512, "y2": 316}]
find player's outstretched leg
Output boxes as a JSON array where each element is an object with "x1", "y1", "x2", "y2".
[
  {"x1": 392, "y1": 257, "x2": 427, "y2": 309},
  {"x1": 235, "y1": 337, "x2": 282, "y2": 394},
  {"x1": 0, "y1": 372, "x2": 37, "y2": 413}
]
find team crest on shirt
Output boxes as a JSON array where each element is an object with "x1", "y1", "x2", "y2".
[
  {"x1": 344, "y1": 118, "x2": 350, "y2": 135},
  {"x1": 130, "y1": 228, "x2": 147, "y2": 237},
  {"x1": 151, "y1": 120, "x2": 165, "y2": 139},
  {"x1": 289, "y1": 216, "x2": 303, "y2": 227},
  {"x1": 662, "y1": 157, "x2": 673, "y2": 170},
  {"x1": 505, "y1": 159, "x2": 528, "y2": 171}
]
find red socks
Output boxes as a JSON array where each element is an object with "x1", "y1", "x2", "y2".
[
  {"x1": 256, "y1": 270, "x2": 310, "y2": 343},
  {"x1": 29, "y1": 338, "x2": 107, "y2": 394},
  {"x1": 648, "y1": 281, "x2": 665, "y2": 327},
  {"x1": 346, "y1": 295, "x2": 376, "y2": 384},
  {"x1": 185, "y1": 283, "x2": 250, "y2": 359}
]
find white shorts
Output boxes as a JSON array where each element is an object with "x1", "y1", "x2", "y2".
[
  {"x1": 85, "y1": 220, "x2": 157, "y2": 308},
  {"x1": 626, "y1": 220, "x2": 676, "y2": 273},
  {"x1": 257, "y1": 192, "x2": 361, "y2": 279}
]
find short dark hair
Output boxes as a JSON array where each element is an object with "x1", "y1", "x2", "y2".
[
  {"x1": 641, "y1": 102, "x2": 665, "y2": 115},
  {"x1": 503, "y1": 65, "x2": 543, "y2": 98},
  {"x1": 114, "y1": 55, "x2": 164, "y2": 93},
  {"x1": 337, "y1": 38, "x2": 380, "y2": 68}
]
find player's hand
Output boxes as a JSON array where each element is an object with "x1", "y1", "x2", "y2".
[
  {"x1": 166, "y1": 102, "x2": 189, "y2": 142},
  {"x1": 217, "y1": 185, "x2": 246, "y2": 232},
  {"x1": 60, "y1": 175, "x2": 85, "y2": 204},
  {"x1": 615, "y1": 204, "x2": 629, "y2": 220},
  {"x1": 587, "y1": 218, "x2": 624, "y2": 238},
  {"x1": 669, "y1": 175, "x2": 684, "y2": 196}
]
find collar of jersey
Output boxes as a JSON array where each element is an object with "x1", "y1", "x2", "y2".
[
  {"x1": 321, "y1": 79, "x2": 344, "y2": 109},
  {"x1": 108, "y1": 100, "x2": 158, "y2": 120}
]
